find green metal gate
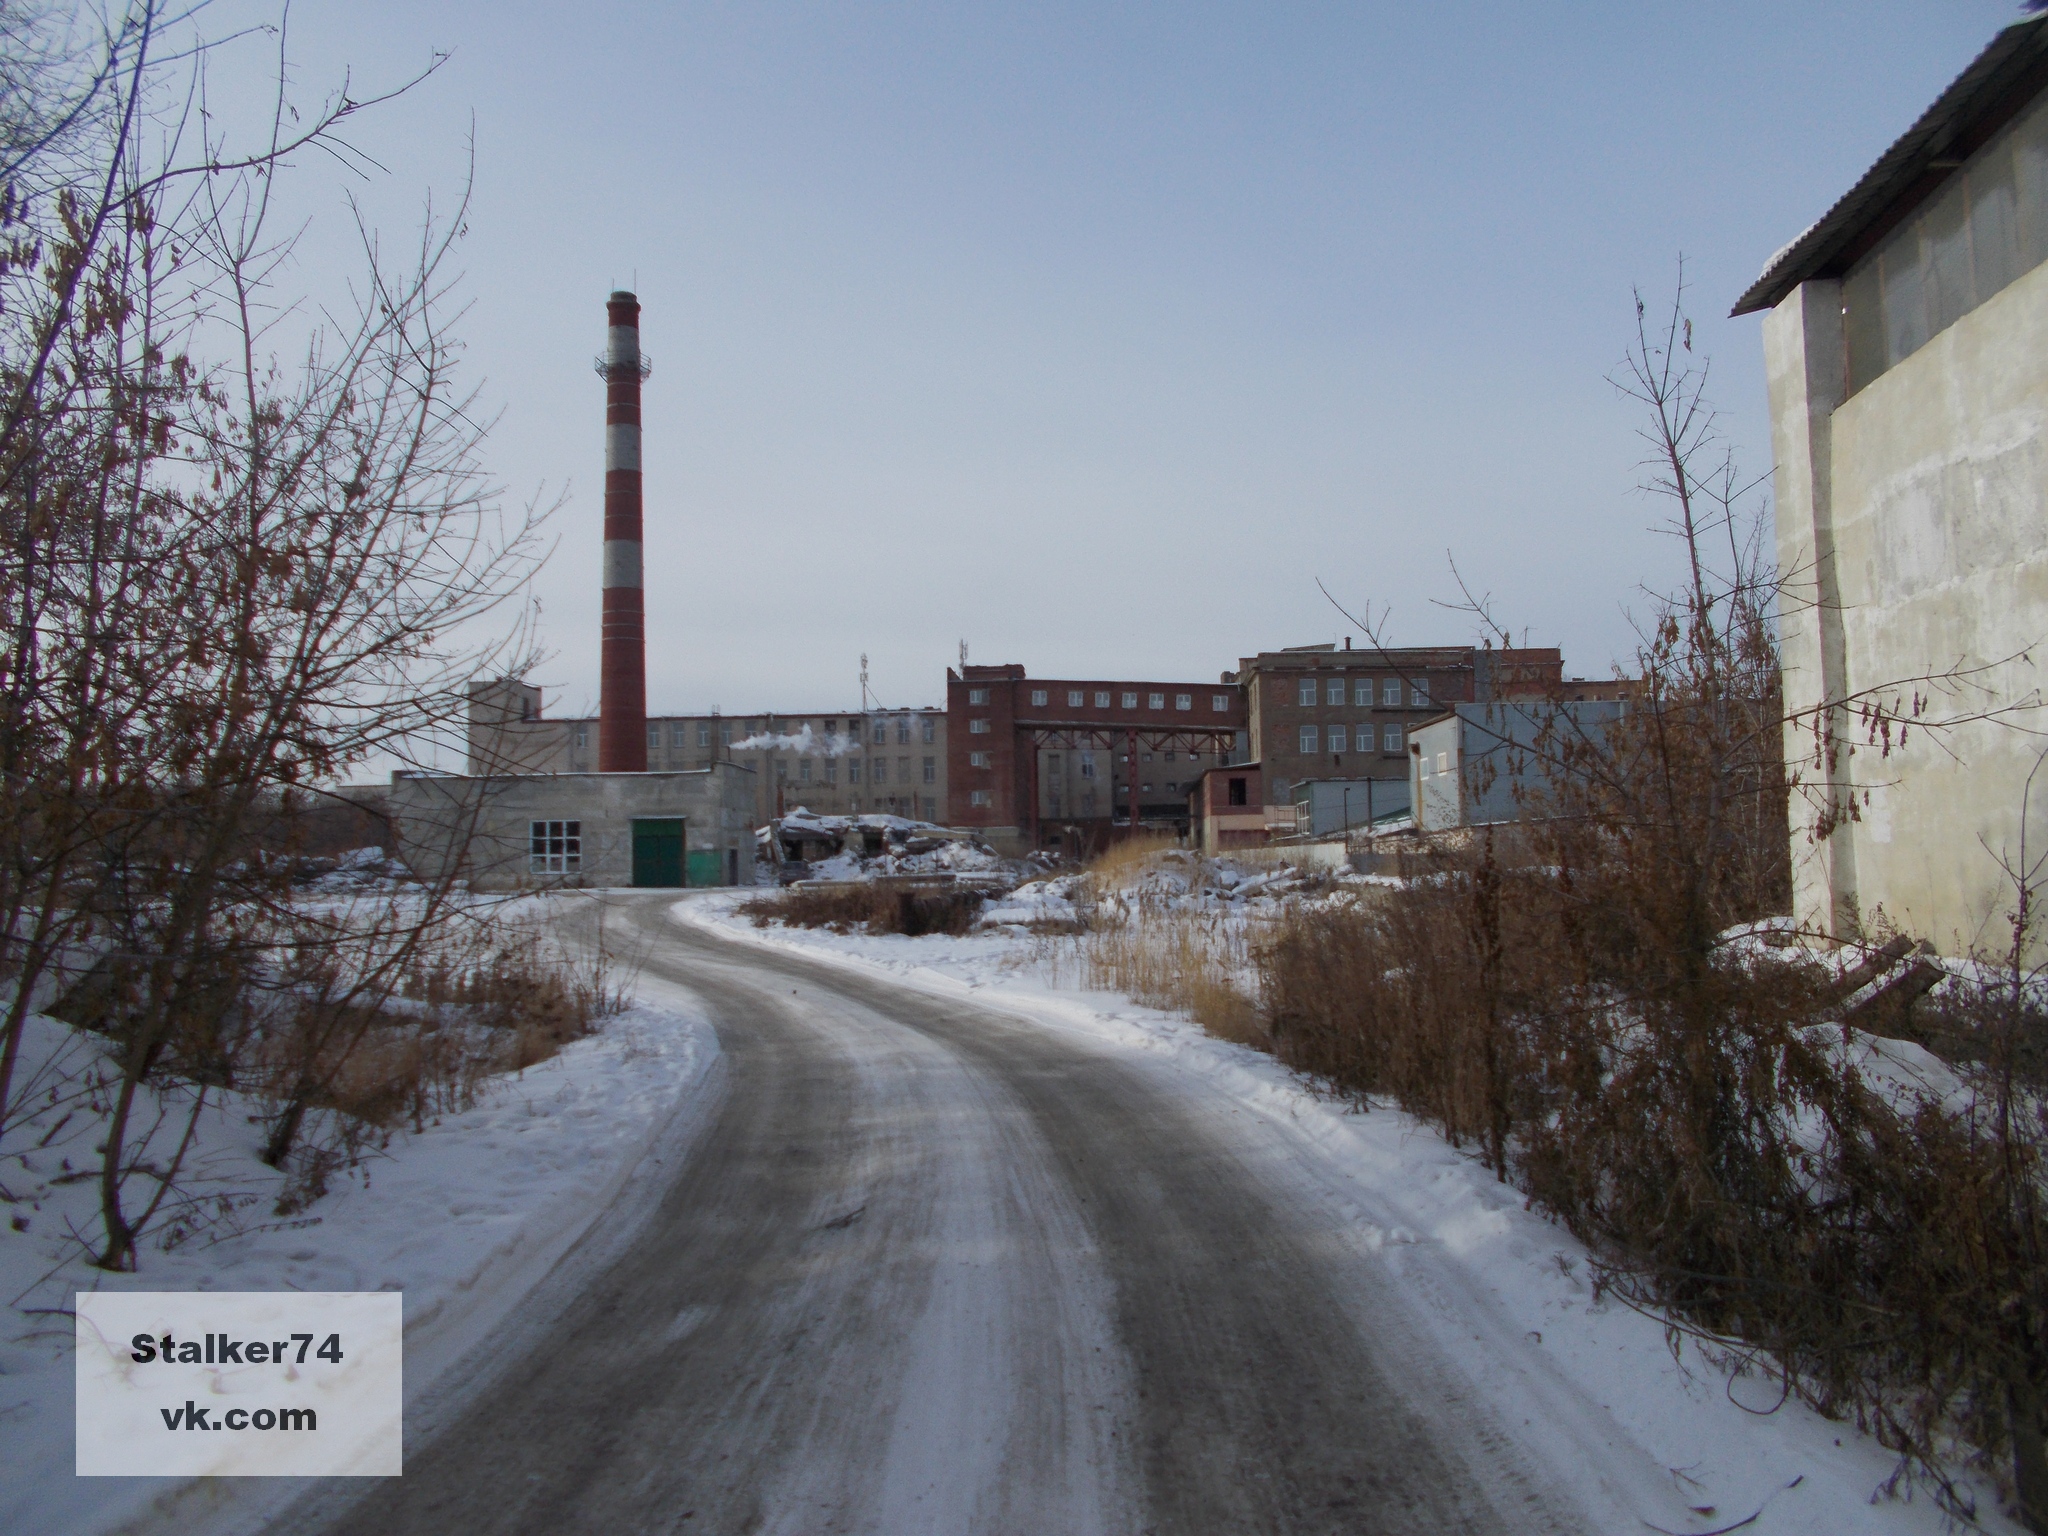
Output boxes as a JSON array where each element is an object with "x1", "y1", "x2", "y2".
[
  {"x1": 685, "y1": 849, "x2": 723, "y2": 888},
  {"x1": 631, "y1": 819, "x2": 685, "y2": 888}
]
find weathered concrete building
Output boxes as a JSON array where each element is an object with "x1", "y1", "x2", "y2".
[
  {"x1": 1737, "y1": 14, "x2": 2048, "y2": 955},
  {"x1": 387, "y1": 765, "x2": 756, "y2": 891},
  {"x1": 467, "y1": 680, "x2": 948, "y2": 829}
]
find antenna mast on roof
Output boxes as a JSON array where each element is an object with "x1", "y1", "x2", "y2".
[{"x1": 859, "y1": 653, "x2": 873, "y2": 713}]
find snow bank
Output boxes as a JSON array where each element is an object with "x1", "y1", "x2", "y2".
[{"x1": 1, "y1": 971, "x2": 719, "y2": 1536}]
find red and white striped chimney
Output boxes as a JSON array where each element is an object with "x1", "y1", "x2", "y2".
[{"x1": 597, "y1": 290, "x2": 648, "y2": 772}]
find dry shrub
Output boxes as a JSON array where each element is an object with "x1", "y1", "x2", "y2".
[
  {"x1": 743, "y1": 881, "x2": 985, "y2": 937},
  {"x1": 1082, "y1": 833, "x2": 1180, "y2": 892},
  {"x1": 1085, "y1": 910, "x2": 1268, "y2": 1049},
  {"x1": 1260, "y1": 829, "x2": 2048, "y2": 1525},
  {"x1": 249, "y1": 909, "x2": 626, "y2": 1192}
]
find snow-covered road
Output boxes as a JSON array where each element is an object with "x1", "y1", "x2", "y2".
[{"x1": 253, "y1": 893, "x2": 1602, "y2": 1535}]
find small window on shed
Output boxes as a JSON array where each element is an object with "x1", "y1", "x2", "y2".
[
  {"x1": 1212, "y1": 693, "x2": 1230, "y2": 711},
  {"x1": 529, "y1": 820, "x2": 581, "y2": 874},
  {"x1": 1149, "y1": 692, "x2": 1165, "y2": 709},
  {"x1": 1176, "y1": 693, "x2": 1192, "y2": 711},
  {"x1": 968, "y1": 688, "x2": 990, "y2": 705},
  {"x1": 1031, "y1": 689, "x2": 1048, "y2": 706},
  {"x1": 1122, "y1": 691, "x2": 1138, "y2": 709},
  {"x1": 1069, "y1": 689, "x2": 1085, "y2": 707},
  {"x1": 1096, "y1": 691, "x2": 1111, "y2": 707}
]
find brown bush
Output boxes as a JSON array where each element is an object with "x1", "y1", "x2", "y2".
[
  {"x1": 742, "y1": 881, "x2": 985, "y2": 937},
  {"x1": 1259, "y1": 833, "x2": 2048, "y2": 1526}
]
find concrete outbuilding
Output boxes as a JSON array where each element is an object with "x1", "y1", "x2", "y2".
[
  {"x1": 387, "y1": 764, "x2": 756, "y2": 891},
  {"x1": 1410, "y1": 702, "x2": 1627, "y2": 833},
  {"x1": 1737, "y1": 14, "x2": 2048, "y2": 955}
]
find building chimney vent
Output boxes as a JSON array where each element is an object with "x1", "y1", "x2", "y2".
[{"x1": 596, "y1": 290, "x2": 650, "y2": 771}]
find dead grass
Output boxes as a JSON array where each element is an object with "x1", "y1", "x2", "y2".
[{"x1": 1082, "y1": 910, "x2": 1269, "y2": 1050}]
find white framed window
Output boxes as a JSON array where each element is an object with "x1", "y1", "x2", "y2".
[
  {"x1": 719, "y1": 722, "x2": 732, "y2": 745},
  {"x1": 1383, "y1": 725, "x2": 1403, "y2": 752},
  {"x1": 574, "y1": 725, "x2": 588, "y2": 749},
  {"x1": 969, "y1": 751, "x2": 990, "y2": 768},
  {"x1": 921, "y1": 796, "x2": 936, "y2": 819},
  {"x1": 1068, "y1": 689, "x2": 1084, "y2": 707},
  {"x1": 775, "y1": 758, "x2": 787, "y2": 779},
  {"x1": 1328, "y1": 725, "x2": 1348, "y2": 753},
  {"x1": 1212, "y1": 693, "x2": 1230, "y2": 711},
  {"x1": 1437, "y1": 751, "x2": 1449, "y2": 773},
  {"x1": 897, "y1": 719, "x2": 911, "y2": 744},
  {"x1": 872, "y1": 721, "x2": 887, "y2": 744},
  {"x1": 697, "y1": 722, "x2": 712, "y2": 746},
  {"x1": 1383, "y1": 679, "x2": 1400, "y2": 707},
  {"x1": 968, "y1": 687, "x2": 990, "y2": 705},
  {"x1": 529, "y1": 820, "x2": 581, "y2": 874},
  {"x1": 1031, "y1": 689, "x2": 1048, "y2": 706},
  {"x1": 922, "y1": 756, "x2": 936, "y2": 783},
  {"x1": 1175, "y1": 693, "x2": 1192, "y2": 710},
  {"x1": 970, "y1": 789, "x2": 991, "y2": 807},
  {"x1": 795, "y1": 757, "x2": 809, "y2": 782},
  {"x1": 873, "y1": 759, "x2": 887, "y2": 784},
  {"x1": 849, "y1": 759, "x2": 863, "y2": 783},
  {"x1": 1122, "y1": 691, "x2": 1138, "y2": 708},
  {"x1": 1095, "y1": 691, "x2": 1111, "y2": 707},
  {"x1": 826, "y1": 758, "x2": 838, "y2": 784},
  {"x1": 1148, "y1": 692, "x2": 1165, "y2": 709},
  {"x1": 1412, "y1": 682, "x2": 1431, "y2": 707},
  {"x1": 1300, "y1": 724, "x2": 1319, "y2": 753},
  {"x1": 1297, "y1": 678, "x2": 1316, "y2": 706},
  {"x1": 1080, "y1": 752, "x2": 1097, "y2": 779},
  {"x1": 921, "y1": 717, "x2": 935, "y2": 743},
  {"x1": 647, "y1": 724, "x2": 660, "y2": 749},
  {"x1": 969, "y1": 718, "x2": 991, "y2": 734},
  {"x1": 1355, "y1": 679, "x2": 1372, "y2": 707},
  {"x1": 1326, "y1": 678, "x2": 1344, "y2": 706}
]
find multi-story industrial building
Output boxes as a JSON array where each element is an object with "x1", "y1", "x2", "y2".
[
  {"x1": 945, "y1": 665, "x2": 1249, "y2": 854},
  {"x1": 1230, "y1": 643, "x2": 1567, "y2": 831},
  {"x1": 466, "y1": 680, "x2": 948, "y2": 829}
]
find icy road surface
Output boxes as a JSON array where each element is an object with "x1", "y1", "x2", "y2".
[{"x1": 272, "y1": 893, "x2": 1601, "y2": 1535}]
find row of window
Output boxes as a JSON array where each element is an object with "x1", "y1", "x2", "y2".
[
  {"x1": 1300, "y1": 725, "x2": 1403, "y2": 754},
  {"x1": 966, "y1": 686, "x2": 1230, "y2": 713},
  {"x1": 568, "y1": 718, "x2": 942, "y2": 752},
  {"x1": 1296, "y1": 677, "x2": 1430, "y2": 709},
  {"x1": 762, "y1": 756, "x2": 937, "y2": 785}
]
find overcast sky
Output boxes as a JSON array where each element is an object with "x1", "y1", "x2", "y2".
[{"x1": 200, "y1": 1, "x2": 2026, "y2": 744}]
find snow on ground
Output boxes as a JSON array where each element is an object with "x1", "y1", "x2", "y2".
[
  {"x1": 682, "y1": 887, "x2": 2023, "y2": 1536},
  {"x1": 0, "y1": 908, "x2": 721, "y2": 1536}
]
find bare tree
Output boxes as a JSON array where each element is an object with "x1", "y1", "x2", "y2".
[{"x1": 0, "y1": 2, "x2": 550, "y2": 1270}]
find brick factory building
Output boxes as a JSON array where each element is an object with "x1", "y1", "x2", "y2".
[{"x1": 946, "y1": 665, "x2": 1249, "y2": 854}]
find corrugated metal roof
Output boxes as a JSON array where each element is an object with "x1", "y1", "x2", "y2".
[{"x1": 1732, "y1": 15, "x2": 2048, "y2": 317}]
